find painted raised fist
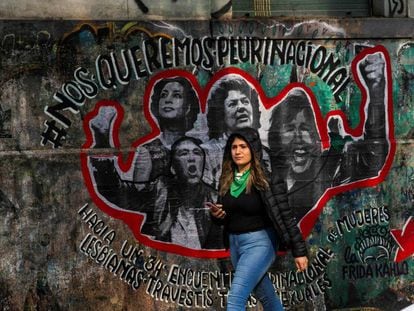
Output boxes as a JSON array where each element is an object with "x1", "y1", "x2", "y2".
[{"x1": 89, "y1": 106, "x2": 117, "y2": 148}]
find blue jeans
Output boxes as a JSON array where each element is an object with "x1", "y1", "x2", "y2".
[{"x1": 227, "y1": 227, "x2": 284, "y2": 311}]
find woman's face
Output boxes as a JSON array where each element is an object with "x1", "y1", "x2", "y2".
[
  {"x1": 223, "y1": 90, "x2": 253, "y2": 134},
  {"x1": 158, "y1": 82, "x2": 186, "y2": 120},
  {"x1": 173, "y1": 140, "x2": 204, "y2": 185},
  {"x1": 231, "y1": 137, "x2": 252, "y2": 171},
  {"x1": 279, "y1": 109, "x2": 320, "y2": 174}
]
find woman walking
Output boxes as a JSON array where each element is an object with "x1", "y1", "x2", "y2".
[{"x1": 206, "y1": 127, "x2": 308, "y2": 310}]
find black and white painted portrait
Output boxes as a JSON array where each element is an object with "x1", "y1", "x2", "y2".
[
  {"x1": 202, "y1": 75, "x2": 268, "y2": 189},
  {"x1": 133, "y1": 76, "x2": 201, "y2": 185},
  {"x1": 87, "y1": 74, "x2": 223, "y2": 250},
  {"x1": 268, "y1": 52, "x2": 389, "y2": 224},
  {"x1": 83, "y1": 47, "x2": 393, "y2": 252}
]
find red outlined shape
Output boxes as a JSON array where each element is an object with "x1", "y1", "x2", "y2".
[
  {"x1": 81, "y1": 45, "x2": 395, "y2": 258},
  {"x1": 391, "y1": 217, "x2": 414, "y2": 262}
]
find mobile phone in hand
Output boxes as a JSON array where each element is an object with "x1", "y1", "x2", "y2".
[{"x1": 205, "y1": 202, "x2": 223, "y2": 212}]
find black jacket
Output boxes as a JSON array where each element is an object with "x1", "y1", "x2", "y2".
[
  {"x1": 217, "y1": 178, "x2": 307, "y2": 258},
  {"x1": 260, "y1": 178, "x2": 308, "y2": 258},
  {"x1": 217, "y1": 127, "x2": 308, "y2": 258}
]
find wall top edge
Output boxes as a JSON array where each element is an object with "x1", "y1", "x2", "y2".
[{"x1": 0, "y1": 18, "x2": 412, "y2": 39}]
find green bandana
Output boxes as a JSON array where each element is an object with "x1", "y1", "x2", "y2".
[{"x1": 230, "y1": 169, "x2": 251, "y2": 198}]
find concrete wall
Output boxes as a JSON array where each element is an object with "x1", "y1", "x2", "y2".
[
  {"x1": 0, "y1": 0, "x2": 224, "y2": 20},
  {"x1": 1, "y1": 2, "x2": 414, "y2": 311}
]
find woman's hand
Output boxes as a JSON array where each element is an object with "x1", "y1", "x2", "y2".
[
  {"x1": 205, "y1": 202, "x2": 226, "y2": 219},
  {"x1": 294, "y1": 256, "x2": 308, "y2": 272}
]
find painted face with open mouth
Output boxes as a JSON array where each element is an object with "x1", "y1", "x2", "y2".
[
  {"x1": 158, "y1": 82, "x2": 186, "y2": 120},
  {"x1": 280, "y1": 110, "x2": 320, "y2": 174},
  {"x1": 173, "y1": 140, "x2": 204, "y2": 184},
  {"x1": 224, "y1": 90, "x2": 253, "y2": 133}
]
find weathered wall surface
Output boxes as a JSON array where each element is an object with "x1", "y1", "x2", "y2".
[
  {"x1": 0, "y1": 18, "x2": 414, "y2": 311},
  {"x1": 0, "y1": 0, "x2": 210, "y2": 19}
]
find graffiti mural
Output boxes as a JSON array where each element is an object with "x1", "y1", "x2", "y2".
[
  {"x1": 1, "y1": 20, "x2": 414, "y2": 310},
  {"x1": 80, "y1": 45, "x2": 394, "y2": 258}
]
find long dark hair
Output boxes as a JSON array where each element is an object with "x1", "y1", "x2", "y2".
[
  {"x1": 219, "y1": 128, "x2": 269, "y2": 196},
  {"x1": 150, "y1": 77, "x2": 200, "y2": 132},
  {"x1": 268, "y1": 89, "x2": 318, "y2": 176}
]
